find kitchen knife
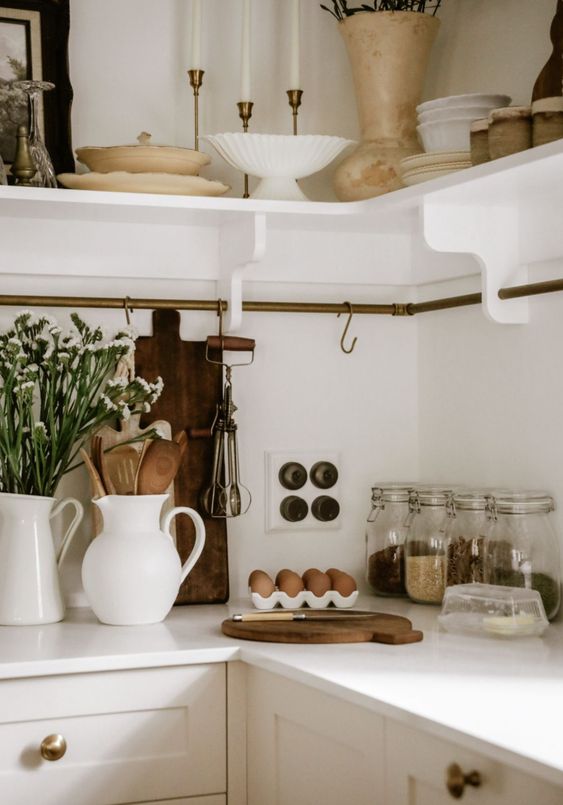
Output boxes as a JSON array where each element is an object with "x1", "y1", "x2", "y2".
[{"x1": 231, "y1": 611, "x2": 382, "y2": 622}]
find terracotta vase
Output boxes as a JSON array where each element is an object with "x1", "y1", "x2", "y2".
[{"x1": 334, "y1": 11, "x2": 440, "y2": 201}]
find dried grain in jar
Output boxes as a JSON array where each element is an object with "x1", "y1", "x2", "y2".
[
  {"x1": 488, "y1": 106, "x2": 532, "y2": 159},
  {"x1": 405, "y1": 487, "x2": 453, "y2": 605},
  {"x1": 532, "y1": 97, "x2": 563, "y2": 147},
  {"x1": 484, "y1": 490, "x2": 561, "y2": 620},
  {"x1": 366, "y1": 483, "x2": 414, "y2": 597},
  {"x1": 446, "y1": 491, "x2": 489, "y2": 587}
]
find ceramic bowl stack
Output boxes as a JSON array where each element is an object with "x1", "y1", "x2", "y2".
[
  {"x1": 58, "y1": 133, "x2": 230, "y2": 197},
  {"x1": 400, "y1": 94, "x2": 511, "y2": 186}
]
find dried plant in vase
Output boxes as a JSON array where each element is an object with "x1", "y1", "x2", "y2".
[
  {"x1": 320, "y1": 0, "x2": 444, "y2": 200},
  {"x1": 0, "y1": 310, "x2": 163, "y2": 497},
  {"x1": 321, "y1": 0, "x2": 443, "y2": 19}
]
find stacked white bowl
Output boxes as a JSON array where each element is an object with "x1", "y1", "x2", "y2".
[{"x1": 416, "y1": 93, "x2": 511, "y2": 152}]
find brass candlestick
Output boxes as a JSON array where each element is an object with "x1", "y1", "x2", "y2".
[
  {"x1": 287, "y1": 89, "x2": 303, "y2": 135},
  {"x1": 188, "y1": 69, "x2": 205, "y2": 151},
  {"x1": 237, "y1": 100, "x2": 254, "y2": 198}
]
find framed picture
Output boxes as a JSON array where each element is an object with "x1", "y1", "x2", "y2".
[{"x1": 0, "y1": 0, "x2": 73, "y2": 176}]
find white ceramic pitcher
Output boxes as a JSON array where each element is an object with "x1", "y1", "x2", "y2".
[
  {"x1": 0, "y1": 492, "x2": 83, "y2": 625},
  {"x1": 82, "y1": 494, "x2": 206, "y2": 625}
]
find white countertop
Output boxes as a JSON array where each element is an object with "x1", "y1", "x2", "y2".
[{"x1": 0, "y1": 597, "x2": 562, "y2": 788}]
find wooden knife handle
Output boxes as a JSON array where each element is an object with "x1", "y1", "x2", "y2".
[
  {"x1": 207, "y1": 336, "x2": 256, "y2": 352},
  {"x1": 233, "y1": 612, "x2": 298, "y2": 622}
]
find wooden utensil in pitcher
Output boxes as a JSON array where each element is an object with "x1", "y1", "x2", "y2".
[
  {"x1": 93, "y1": 435, "x2": 116, "y2": 495},
  {"x1": 104, "y1": 444, "x2": 140, "y2": 495},
  {"x1": 80, "y1": 448, "x2": 107, "y2": 499},
  {"x1": 136, "y1": 439, "x2": 183, "y2": 495}
]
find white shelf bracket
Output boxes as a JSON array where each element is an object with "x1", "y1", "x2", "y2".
[
  {"x1": 218, "y1": 212, "x2": 267, "y2": 332},
  {"x1": 421, "y1": 200, "x2": 529, "y2": 324}
]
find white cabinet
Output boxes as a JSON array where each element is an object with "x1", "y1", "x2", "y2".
[
  {"x1": 386, "y1": 721, "x2": 563, "y2": 805},
  {"x1": 245, "y1": 667, "x2": 563, "y2": 805},
  {"x1": 0, "y1": 664, "x2": 226, "y2": 805},
  {"x1": 245, "y1": 666, "x2": 385, "y2": 805}
]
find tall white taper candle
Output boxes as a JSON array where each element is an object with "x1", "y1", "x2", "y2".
[
  {"x1": 191, "y1": 0, "x2": 202, "y2": 68},
  {"x1": 290, "y1": 0, "x2": 301, "y2": 89},
  {"x1": 240, "y1": 0, "x2": 252, "y2": 100}
]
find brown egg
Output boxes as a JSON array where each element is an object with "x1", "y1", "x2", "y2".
[
  {"x1": 275, "y1": 569, "x2": 305, "y2": 597},
  {"x1": 302, "y1": 567, "x2": 322, "y2": 585},
  {"x1": 326, "y1": 568, "x2": 357, "y2": 597},
  {"x1": 303, "y1": 570, "x2": 332, "y2": 597},
  {"x1": 248, "y1": 569, "x2": 276, "y2": 597}
]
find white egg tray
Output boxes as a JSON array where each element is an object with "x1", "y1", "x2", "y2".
[{"x1": 250, "y1": 590, "x2": 359, "y2": 610}]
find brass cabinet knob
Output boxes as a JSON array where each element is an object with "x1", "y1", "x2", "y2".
[
  {"x1": 446, "y1": 762, "x2": 482, "y2": 799},
  {"x1": 40, "y1": 734, "x2": 67, "y2": 761}
]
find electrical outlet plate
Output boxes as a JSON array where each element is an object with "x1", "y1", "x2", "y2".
[{"x1": 265, "y1": 449, "x2": 341, "y2": 532}]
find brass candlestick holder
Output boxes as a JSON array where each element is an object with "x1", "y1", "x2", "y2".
[
  {"x1": 287, "y1": 89, "x2": 303, "y2": 135},
  {"x1": 237, "y1": 100, "x2": 254, "y2": 198},
  {"x1": 188, "y1": 69, "x2": 205, "y2": 151}
]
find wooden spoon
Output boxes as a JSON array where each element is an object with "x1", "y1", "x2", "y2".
[
  {"x1": 104, "y1": 444, "x2": 140, "y2": 495},
  {"x1": 133, "y1": 439, "x2": 152, "y2": 495},
  {"x1": 95, "y1": 435, "x2": 116, "y2": 495},
  {"x1": 80, "y1": 447, "x2": 106, "y2": 499},
  {"x1": 136, "y1": 439, "x2": 183, "y2": 495},
  {"x1": 173, "y1": 429, "x2": 188, "y2": 460}
]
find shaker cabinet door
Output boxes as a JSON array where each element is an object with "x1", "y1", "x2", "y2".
[
  {"x1": 0, "y1": 664, "x2": 226, "y2": 805},
  {"x1": 385, "y1": 721, "x2": 563, "y2": 805},
  {"x1": 246, "y1": 666, "x2": 385, "y2": 805}
]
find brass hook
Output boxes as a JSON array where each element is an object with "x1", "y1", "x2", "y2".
[
  {"x1": 123, "y1": 296, "x2": 133, "y2": 326},
  {"x1": 217, "y1": 298, "x2": 224, "y2": 343},
  {"x1": 337, "y1": 301, "x2": 357, "y2": 354}
]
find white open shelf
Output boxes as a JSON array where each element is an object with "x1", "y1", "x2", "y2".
[{"x1": 1, "y1": 139, "x2": 562, "y2": 326}]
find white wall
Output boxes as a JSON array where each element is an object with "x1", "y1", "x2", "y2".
[{"x1": 49, "y1": 0, "x2": 562, "y2": 602}]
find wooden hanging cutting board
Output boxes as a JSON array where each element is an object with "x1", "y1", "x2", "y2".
[
  {"x1": 221, "y1": 611, "x2": 423, "y2": 645},
  {"x1": 134, "y1": 309, "x2": 229, "y2": 605}
]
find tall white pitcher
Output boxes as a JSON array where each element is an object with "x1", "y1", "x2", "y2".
[
  {"x1": 82, "y1": 494, "x2": 206, "y2": 625},
  {"x1": 0, "y1": 493, "x2": 83, "y2": 625}
]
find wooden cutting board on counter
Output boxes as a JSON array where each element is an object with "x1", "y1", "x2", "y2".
[
  {"x1": 222, "y1": 611, "x2": 423, "y2": 645},
  {"x1": 134, "y1": 308, "x2": 229, "y2": 605}
]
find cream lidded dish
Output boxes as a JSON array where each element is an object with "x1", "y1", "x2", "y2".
[{"x1": 75, "y1": 131, "x2": 211, "y2": 176}]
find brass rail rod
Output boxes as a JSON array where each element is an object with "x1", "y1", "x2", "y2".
[
  {"x1": 498, "y1": 278, "x2": 563, "y2": 300},
  {"x1": 0, "y1": 277, "x2": 561, "y2": 318},
  {"x1": 407, "y1": 293, "x2": 482, "y2": 315},
  {"x1": 0, "y1": 295, "x2": 397, "y2": 316}
]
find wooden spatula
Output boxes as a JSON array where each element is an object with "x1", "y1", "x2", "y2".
[{"x1": 104, "y1": 444, "x2": 139, "y2": 495}]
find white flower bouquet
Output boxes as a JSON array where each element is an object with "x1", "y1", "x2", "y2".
[{"x1": 0, "y1": 311, "x2": 163, "y2": 497}]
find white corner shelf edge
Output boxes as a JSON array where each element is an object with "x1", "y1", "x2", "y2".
[{"x1": 1, "y1": 139, "x2": 562, "y2": 327}]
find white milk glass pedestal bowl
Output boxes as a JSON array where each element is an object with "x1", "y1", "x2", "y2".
[{"x1": 204, "y1": 133, "x2": 354, "y2": 201}]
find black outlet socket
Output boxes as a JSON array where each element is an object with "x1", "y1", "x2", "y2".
[
  {"x1": 280, "y1": 495, "x2": 309, "y2": 522},
  {"x1": 311, "y1": 495, "x2": 340, "y2": 522},
  {"x1": 278, "y1": 461, "x2": 308, "y2": 490},
  {"x1": 310, "y1": 461, "x2": 339, "y2": 489}
]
